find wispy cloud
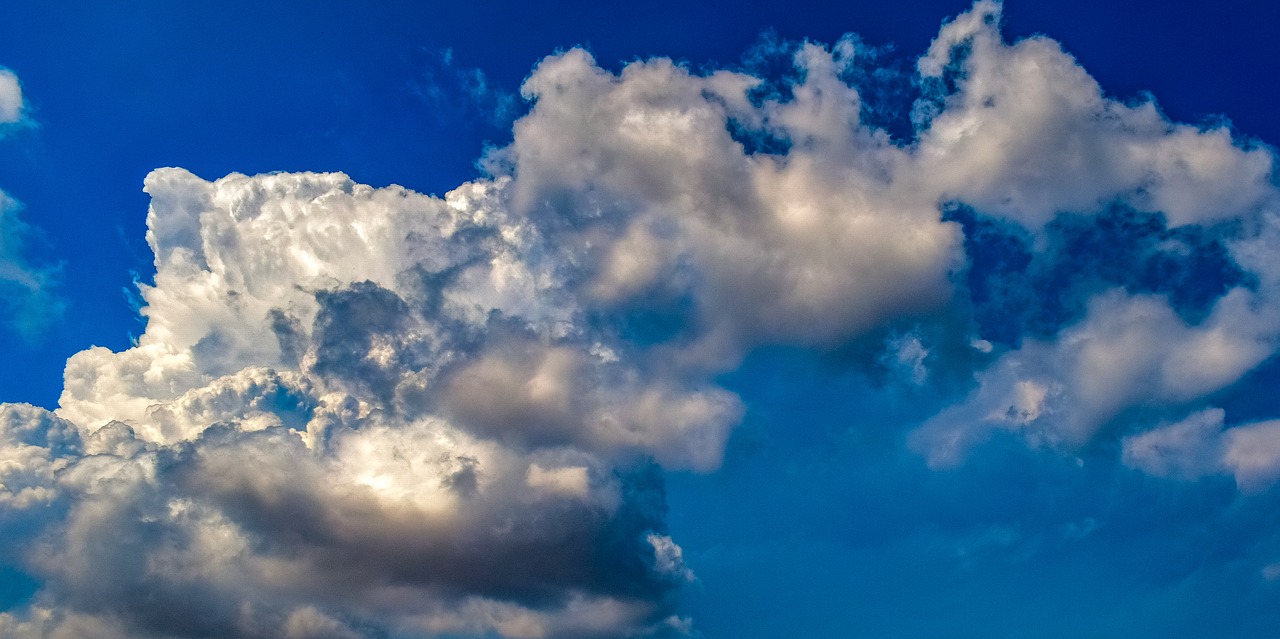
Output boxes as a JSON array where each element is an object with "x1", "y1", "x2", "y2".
[
  {"x1": 0, "y1": 68, "x2": 63, "y2": 342},
  {"x1": 411, "y1": 48, "x2": 519, "y2": 127},
  {"x1": 0, "y1": 194, "x2": 63, "y2": 341}
]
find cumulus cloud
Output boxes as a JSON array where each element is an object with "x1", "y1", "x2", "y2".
[
  {"x1": 915, "y1": 0, "x2": 1273, "y2": 229},
  {"x1": 904, "y1": 2, "x2": 1280, "y2": 471},
  {"x1": 3, "y1": 1, "x2": 1280, "y2": 637},
  {"x1": 27, "y1": 167, "x2": 725, "y2": 637},
  {"x1": 496, "y1": 44, "x2": 962, "y2": 362}
]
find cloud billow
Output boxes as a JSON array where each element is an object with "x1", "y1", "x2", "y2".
[{"x1": 3, "y1": 1, "x2": 1280, "y2": 637}]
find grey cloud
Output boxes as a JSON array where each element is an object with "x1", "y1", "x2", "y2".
[
  {"x1": 308, "y1": 281, "x2": 428, "y2": 402},
  {"x1": 0, "y1": 404, "x2": 79, "y2": 510},
  {"x1": 268, "y1": 308, "x2": 307, "y2": 367},
  {"x1": 22, "y1": 424, "x2": 681, "y2": 639}
]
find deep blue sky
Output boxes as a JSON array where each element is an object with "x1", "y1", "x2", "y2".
[{"x1": 3, "y1": 2, "x2": 1280, "y2": 637}]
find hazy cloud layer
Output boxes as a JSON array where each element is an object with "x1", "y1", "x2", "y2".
[{"x1": 3, "y1": 2, "x2": 1280, "y2": 637}]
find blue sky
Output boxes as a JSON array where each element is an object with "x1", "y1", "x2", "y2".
[{"x1": 2, "y1": 1, "x2": 1280, "y2": 637}]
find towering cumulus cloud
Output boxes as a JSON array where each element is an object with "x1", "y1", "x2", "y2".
[{"x1": 2, "y1": 2, "x2": 1280, "y2": 636}]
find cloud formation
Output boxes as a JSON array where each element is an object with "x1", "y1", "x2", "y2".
[
  {"x1": 3, "y1": 1, "x2": 1280, "y2": 637},
  {"x1": 0, "y1": 68, "x2": 23, "y2": 125},
  {"x1": 915, "y1": 1, "x2": 1272, "y2": 229},
  {"x1": 0, "y1": 195, "x2": 62, "y2": 340},
  {"x1": 904, "y1": 1, "x2": 1280, "y2": 471},
  {"x1": 1123, "y1": 407, "x2": 1280, "y2": 492},
  {"x1": 0, "y1": 69, "x2": 62, "y2": 340}
]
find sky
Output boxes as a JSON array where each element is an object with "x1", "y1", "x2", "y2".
[{"x1": 2, "y1": 1, "x2": 1280, "y2": 637}]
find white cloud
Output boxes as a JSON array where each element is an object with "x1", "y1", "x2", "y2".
[
  {"x1": 916, "y1": 1, "x2": 1273, "y2": 229},
  {"x1": 1122, "y1": 408, "x2": 1226, "y2": 480},
  {"x1": 647, "y1": 533, "x2": 695, "y2": 582},
  {"x1": 499, "y1": 46, "x2": 963, "y2": 364},
  {"x1": 0, "y1": 68, "x2": 22, "y2": 124},
  {"x1": 1221, "y1": 420, "x2": 1280, "y2": 492},
  {"x1": 1120, "y1": 410, "x2": 1280, "y2": 493},
  {"x1": 912, "y1": 288, "x2": 1280, "y2": 468},
  {"x1": 906, "y1": 7, "x2": 1280, "y2": 466}
]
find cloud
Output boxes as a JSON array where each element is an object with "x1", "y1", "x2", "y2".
[
  {"x1": 905, "y1": 2, "x2": 1280, "y2": 472},
  {"x1": 24, "y1": 423, "x2": 681, "y2": 638},
  {"x1": 411, "y1": 48, "x2": 520, "y2": 127},
  {"x1": 1, "y1": 191, "x2": 63, "y2": 342},
  {"x1": 915, "y1": 1, "x2": 1273, "y2": 229},
  {"x1": 912, "y1": 285, "x2": 1278, "y2": 467},
  {"x1": 27, "y1": 166, "x2": 726, "y2": 636},
  {"x1": 0, "y1": 68, "x2": 22, "y2": 124},
  {"x1": 0, "y1": 404, "x2": 79, "y2": 510},
  {"x1": 495, "y1": 44, "x2": 962, "y2": 364},
  {"x1": 1122, "y1": 408, "x2": 1227, "y2": 480},
  {"x1": 1221, "y1": 421, "x2": 1280, "y2": 492},
  {"x1": 0, "y1": 68, "x2": 61, "y2": 340},
  {"x1": 3, "y1": 1, "x2": 1280, "y2": 636},
  {"x1": 1121, "y1": 408, "x2": 1280, "y2": 492}
]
